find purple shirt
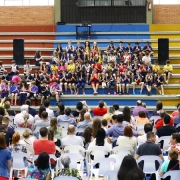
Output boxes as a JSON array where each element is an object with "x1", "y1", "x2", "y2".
[
  {"x1": 51, "y1": 84, "x2": 61, "y2": 91},
  {"x1": 132, "y1": 106, "x2": 149, "y2": 117},
  {"x1": 1, "y1": 85, "x2": 9, "y2": 94},
  {"x1": 31, "y1": 86, "x2": 38, "y2": 94}
]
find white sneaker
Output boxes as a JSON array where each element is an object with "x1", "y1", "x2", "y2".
[
  {"x1": 162, "y1": 93, "x2": 164, "y2": 96},
  {"x1": 165, "y1": 80, "x2": 168, "y2": 84}
]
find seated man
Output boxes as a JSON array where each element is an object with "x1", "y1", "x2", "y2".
[
  {"x1": 77, "y1": 112, "x2": 93, "y2": 129},
  {"x1": 61, "y1": 125, "x2": 84, "y2": 147},
  {"x1": 132, "y1": 100, "x2": 148, "y2": 117},
  {"x1": 156, "y1": 114, "x2": 177, "y2": 138}
]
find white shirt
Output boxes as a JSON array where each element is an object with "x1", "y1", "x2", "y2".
[
  {"x1": 14, "y1": 112, "x2": 35, "y2": 126},
  {"x1": 46, "y1": 107, "x2": 54, "y2": 120},
  {"x1": 142, "y1": 55, "x2": 151, "y2": 65},
  {"x1": 114, "y1": 110, "x2": 122, "y2": 115},
  {"x1": 137, "y1": 133, "x2": 159, "y2": 146},
  {"x1": 34, "y1": 119, "x2": 50, "y2": 129},
  {"x1": 116, "y1": 136, "x2": 137, "y2": 151},
  {"x1": 61, "y1": 135, "x2": 84, "y2": 147}
]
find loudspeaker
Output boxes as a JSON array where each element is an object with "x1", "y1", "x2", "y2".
[
  {"x1": 13, "y1": 39, "x2": 24, "y2": 65},
  {"x1": 158, "y1": 38, "x2": 169, "y2": 65}
]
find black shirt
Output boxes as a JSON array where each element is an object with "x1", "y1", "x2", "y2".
[
  {"x1": 157, "y1": 126, "x2": 177, "y2": 138},
  {"x1": 0, "y1": 130, "x2": 12, "y2": 147}
]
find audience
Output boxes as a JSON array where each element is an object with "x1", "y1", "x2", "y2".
[
  {"x1": 2, "y1": 116, "x2": 15, "y2": 135},
  {"x1": 57, "y1": 107, "x2": 76, "y2": 126},
  {"x1": 122, "y1": 106, "x2": 135, "y2": 127},
  {"x1": 50, "y1": 117, "x2": 62, "y2": 137},
  {"x1": 55, "y1": 102, "x2": 65, "y2": 117},
  {"x1": 156, "y1": 114, "x2": 177, "y2": 138},
  {"x1": 116, "y1": 126, "x2": 137, "y2": 151},
  {"x1": 44, "y1": 99, "x2": 54, "y2": 120},
  {"x1": 173, "y1": 105, "x2": 180, "y2": 127},
  {"x1": 0, "y1": 124, "x2": 12, "y2": 147},
  {"x1": 153, "y1": 101, "x2": 163, "y2": 116},
  {"x1": 20, "y1": 129, "x2": 36, "y2": 145},
  {"x1": 117, "y1": 155, "x2": 144, "y2": 180},
  {"x1": 93, "y1": 100, "x2": 108, "y2": 116},
  {"x1": 168, "y1": 133, "x2": 180, "y2": 154},
  {"x1": 101, "y1": 119, "x2": 108, "y2": 131},
  {"x1": 83, "y1": 126, "x2": 92, "y2": 149},
  {"x1": 136, "y1": 111, "x2": 149, "y2": 124},
  {"x1": 133, "y1": 100, "x2": 148, "y2": 117},
  {"x1": 77, "y1": 112, "x2": 93, "y2": 129},
  {"x1": 0, "y1": 133, "x2": 12, "y2": 180},
  {"x1": 91, "y1": 118, "x2": 101, "y2": 137},
  {"x1": 17, "y1": 112, "x2": 33, "y2": 130},
  {"x1": 25, "y1": 99, "x2": 36, "y2": 117},
  {"x1": 113, "y1": 103, "x2": 122, "y2": 115},
  {"x1": 34, "y1": 105, "x2": 46, "y2": 121},
  {"x1": 61, "y1": 125, "x2": 84, "y2": 147}
]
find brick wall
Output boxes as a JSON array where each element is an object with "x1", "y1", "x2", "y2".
[
  {"x1": 154, "y1": 5, "x2": 180, "y2": 24},
  {"x1": 0, "y1": 6, "x2": 54, "y2": 25}
]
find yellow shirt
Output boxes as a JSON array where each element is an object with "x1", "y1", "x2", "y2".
[
  {"x1": 67, "y1": 64, "x2": 76, "y2": 73},
  {"x1": 98, "y1": 56, "x2": 102, "y2": 64},
  {"x1": 152, "y1": 65, "x2": 160, "y2": 73},
  {"x1": 163, "y1": 65, "x2": 173, "y2": 72},
  {"x1": 51, "y1": 65, "x2": 58, "y2": 72},
  {"x1": 107, "y1": 65, "x2": 113, "y2": 70}
]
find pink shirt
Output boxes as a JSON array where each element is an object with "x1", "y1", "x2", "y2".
[{"x1": 12, "y1": 75, "x2": 21, "y2": 83}]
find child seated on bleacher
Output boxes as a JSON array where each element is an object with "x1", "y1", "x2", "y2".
[
  {"x1": 0, "y1": 61, "x2": 6, "y2": 75},
  {"x1": 121, "y1": 70, "x2": 130, "y2": 95},
  {"x1": 152, "y1": 60, "x2": 160, "y2": 79},
  {"x1": 104, "y1": 41, "x2": 116, "y2": 56},
  {"x1": 154, "y1": 71, "x2": 164, "y2": 96},
  {"x1": 107, "y1": 70, "x2": 116, "y2": 95},
  {"x1": 116, "y1": 41, "x2": 125, "y2": 57},
  {"x1": 24, "y1": 60, "x2": 32, "y2": 74},
  {"x1": 0, "y1": 80, "x2": 9, "y2": 105},
  {"x1": 40, "y1": 80, "x2": 50, "y2": 105},
  {"x1": 163, "y1": 60, "x2": 173, "y2": 84},
  {"x1": 10, "y1": 82, "x2": 19, "y2": 106},
  {"x1": 145, "y1": 70, "x2": 153, "y2": 96},
  {"x1": 66, "y1": 40, "x2": 74, "y2": 59},
  {"x1": 8, "y1": 60, "x2": 19, "y2": 77}
]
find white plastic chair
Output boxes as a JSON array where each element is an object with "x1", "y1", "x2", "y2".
[
  {"x1": 64, "y1": 145, "x2": 85, "y2": 154},
  {"x1": 54, "y1": 177, "x2": 79, "y2": 180},
  {"x1": 59, "y1": 121, "x2": 70, "y2": 128},
  {"x1": 93, "y1": 116, "x2": 102, "y2": 120},
  {"x1": 112, "y1": 146, "x2": 135, "y2": 156},
  {"x1": 136, "y1": 123, "x2": 145, "y2": 130},
  {"x1": 86, "y1": 146, "x2": 112, "y2": 178},
  {"x1": 109, "y1": 153, "x2": 126, "y2": 170},
  {"x1": 158, "y1": 136, "x2": 170, "y2": 151},
  {"x1": 25, "y1": 144, "x2": 34, "y2": 162},
  {"x1": 34, "y1": 154, "x2": 57, "y2": 179},
  {"x1": 104, "y1": 170, "x2": 118, "y2": 180},
  {"x1": 161, "y1": 170, "x2": 180, "y2": 180},
  {"x1": 136, "y1": 155, "x2": 162, "y2": 180},
  {"x1": 10, "y1": 152, "x2": 28, "y2": 179},
  {"x1": 137, "y1": 128, "x2": 145, "y2": 134},
  {"x1": 59, "y1": 153, "x2": 84, "y2": 172},
  {"x1": 91, "y1": 158, "x2": 116, "y2": 180},
  {"x1": 76, "y1": 128, "x2": 85, "y2": 134}
]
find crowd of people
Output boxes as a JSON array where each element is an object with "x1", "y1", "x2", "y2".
[
  {"x1": 0, "y1": 98, "x2": 179, "y2": 179},
  {"x1": 0, "y1": 40, "x2": 174, "y2": 107}
]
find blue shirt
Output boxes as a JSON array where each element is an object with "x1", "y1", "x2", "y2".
[
  {"x1": 57, "y1": 115, "x2": 76, "y2": 126},
  {"x1": 31, "y1": 86, "x2": 38, "y2": 94},
  {"x1": 77, "y1": 120, "x2": 92, "y2": 129},
  {"x1": 106, "y1": 124, "x2": 137, "y2": 138},
  {"x1": 174, "y1": 116, "x2": 180, "y2": 127},
  {"x1": 0, "y1": 148, "x2": 12, "y2": 178}
]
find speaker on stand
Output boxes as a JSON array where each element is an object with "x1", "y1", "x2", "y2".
[
  {"x1": 158, "y1": 38, "x2": 169, "y2": 65},
  {"x1": 13, "y1": 39, "x2": 24, "y2": 65}
]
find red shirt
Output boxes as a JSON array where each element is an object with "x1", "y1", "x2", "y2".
[
  {"x1": 93, "y1": 107, "x2": 107, "y2": 116},
  {"x1": 92, "y1": 63, "x2": 102, "y2": 72},
  {"x1": 155, "y1": 118, "x2": 174, "y2": 130},
  {"x1": 33, "y1": 139, "x2": 56, "y2": 163},
  {"x1": 172, "y1": 110, "x2": 179, "y2": 117}
]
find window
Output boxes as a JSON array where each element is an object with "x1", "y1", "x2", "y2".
[{"x1": 154, "y1": 0, "x2": 180, "y2": 4}]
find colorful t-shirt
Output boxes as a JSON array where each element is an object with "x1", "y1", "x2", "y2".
[{"x1": 27, "y1": 164, "x2": 50, "y2": 180}]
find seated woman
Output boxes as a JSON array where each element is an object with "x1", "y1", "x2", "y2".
[
  {"x1": 83, "y1": 127, "x2": 93, "y2": 150},
  {"x1": 20, "y1": 129, "x2": 36, "y2": 145},
  {"x1": 153, "y1": 101, "x2": 163, "y2": 116},
  {"x1": 49, "y1": 117, "x2": 62, "y2": 137},
  {"x1": 168, "y1": 133, "x2": 180, "y2": 154},
  {"x1": 27, "y1": 152, "x2": 51, "y2": 180},
  {"x1": 90, "y1": 68, "x2": 99, "y2": 95},
  {"x1": 159, "y1": 148, "x2": 180, "y2": 180},
  {"x1": 34, "y1": 106, "x2": 46, "y2": 121},
  {"x1": 116, "y1": 126, "x2": 137, "y2": 152},
  {"x1": 17, "y1": 112, "x2": 33, "y2": 130},
  {"x1": 136, "y1": 111, "x2": 149, "y2": 124},
  {"x1": 117, "y1": 155, "x2": 144, "y2": 180},
  {"x1": 55, "y1": 155, "x2": 82, "y2": 179}
]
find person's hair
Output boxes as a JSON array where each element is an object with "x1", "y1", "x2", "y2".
[
  {"x1": 61, "y1": 155, "x2": 71, "y2": 168},
  {"x1": 113, "y1": 103, "x2": 119, "y2": 111},
  {"x1": 116, "y1": 114, "x2": 124, "y2": 123},
  {"x1": 80, "y1": 108, "x2": 86, "y2": 121},
  {"x1": 0, "y1": 107, "x2": 5, "y2": 116},
  {"x1": 137, "y1": 100, "x2": 142, "y2": 106},
  {"x1": 108, "y1": 107, "x2": 115, "y2": 114},
  {"x1": 0, "y1": 124, "x2": 7, "y2": 131},
  {"x1": 40, "y1": 127, "x2": 48, "y2": 137},
  {"x1": 124, "y1": 126, "x2": 133, "y2": 138},
  {"x1": 65, "y1": 107, "x2": 71, "y2": 116},
  {"x1": 92, "y1": 118, "x2": 101, "y2": 137},
  {"x1": 0, "y1": 115, "x2": 3, "y2": 125},
  {"x1": 0, "y1": 133, "x2": 6, "y2": 148},
  {"x1": 95, "y1": 128, "x2": 106, "y2": 146},
  {"x1": 48, "y1": 129, "x2": 54, "y2": 141},
  {"x1": 57, "y1": 103, "x2": 65, "y2": 116},
  {"x1": 22, "y1": 112, "x2": 29, "y2": 128},
  {"x1": 22, "y1": 129, "x2": 30, "y2": 139},
  {"x1": 138, "y1": 111, "x2": 146, "y2": 118},
  {"x1": 99, "y1": 100, "x2": 104, "y2": 108},
  {"x1": 123, "y1": 106, "x2": 131, "y2": 123},
  {"x1": 117, "y1": 155, "x2": 144, "y2": 180},
  {"x1": 147, "y1": 132, "x2": 155, "y2": 140},
  {"x1": 44, "y1": 99, "x2": 50, "y2": 108},
  {"x1": 67, "y1": 125, "x2": 75, "y2": 134},
  {"x1": 76, "y1": 102, "x2": 83, "y2": 111},
  {"x1": 12, "y1": 132, "x2": 20, "y2": 145},
  {"x1": 142, "y1": 103, "x2": 146, "y2": 108},
  {"x1": 164, "y1": 114, "x2": 170, "y2": 124},
  {"x1": 160, "y1": 110, "x2": 165, "y2": 118},
  {"x1": 171, "y1": 133, "x2": 180, "y2": 143},
  {"x1": 21, "y1": 105, "x2": 29, "y2": 113},
  {"x1": 2, "y1": 116, "x2": 10, "y2": 124},
  {"x1": 35, "y1": 152, "x2": 50, "y2": 170},
  {"x1": 156, "y1": 101, "x2": 163, "y2": 111},
  {"x1": 169, "y1": 148, "x2": 178, "y2": 161},
  {"x1": 41, "y1": 111, "x2": 48, "y2": 119},
  {"x1": 144, "y1": 123, "x2": 153, "y2": 133},
  {"x1": 4, "y1": 101, "x2": 10, "y2": 110},
  {"x1": 50, "y1": 117, "x2": 58, "y2": 135},
  {"x1": 38, "y1": 106, "x2": 46, "y2": 118},
  {"x1": 166, "y1": 60, "x2": 170, "y2": 64},
  {"x1": 25, "y1": 99, "x2": 31, "y2": 106},
  {"x1": 83, "y1": 127, "x2": 92, "y2": 143},
  {"x1": 101, "y1": 119, "x2": 108, "y2": 127},
  {"x1": 112, "y1": 115, "x2": 117, "y2": 120}
]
